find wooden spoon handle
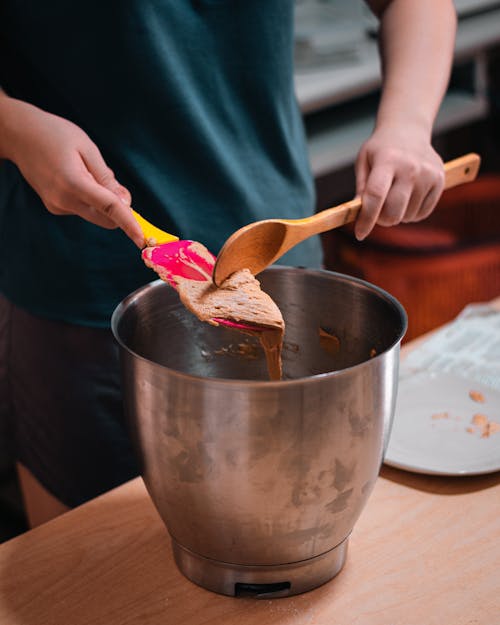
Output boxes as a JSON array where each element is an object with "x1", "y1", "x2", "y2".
[
  {"x1": 300, "y1": 152, "x2": 481, "y2": 238},
  {"x1": 443, "y1": 152, "x2": 481, "y2": 187}
]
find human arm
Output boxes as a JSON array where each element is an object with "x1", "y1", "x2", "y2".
[
  {"x1": 355, "y1": 0, "x2": 457, "y2": 239},
  {"x1": 0, "y1": 90, "x2": 144, "y2": 247}
]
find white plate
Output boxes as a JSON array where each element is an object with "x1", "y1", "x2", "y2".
[{"x1": 384, "y1": 371, "x2": 500, "y2": 476}]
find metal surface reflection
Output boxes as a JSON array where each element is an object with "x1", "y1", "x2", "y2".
[{"x1": 112, "y1": 267, "x2": 406, "y2": 597}]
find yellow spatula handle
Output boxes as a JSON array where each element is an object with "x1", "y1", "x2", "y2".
[{"x1": 132, "y1": 210, "x2": 179, "y2": 246}]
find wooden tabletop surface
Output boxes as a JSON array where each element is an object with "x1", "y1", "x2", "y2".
[{"x1": 0, "y1": 304, "x2": 499, "y2": 625}]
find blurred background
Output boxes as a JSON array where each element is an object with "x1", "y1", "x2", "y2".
[{"x1": 295, "y1": 0, "x2": 500, "y2": 342}]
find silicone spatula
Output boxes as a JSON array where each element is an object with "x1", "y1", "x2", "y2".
[{"x1": 132, "y1": 210, "x2": 269, "y2": 331}]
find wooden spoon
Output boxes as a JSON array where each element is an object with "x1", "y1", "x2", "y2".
[{"x1": 212, "y1": 153, "x2": 481, "y2": 286}]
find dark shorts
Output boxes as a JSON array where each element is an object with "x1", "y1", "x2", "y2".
[{"x1": 0, "y1": 294, "x2": 139, "y2": 508}]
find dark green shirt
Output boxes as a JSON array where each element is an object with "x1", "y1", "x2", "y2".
[{"x1": 0, "y1": 0, "x2": 322, "y2": 326}]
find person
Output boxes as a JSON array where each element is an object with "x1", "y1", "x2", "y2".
[{"x1": 0, "y1": 0, "x2": 457, "y2": 527}]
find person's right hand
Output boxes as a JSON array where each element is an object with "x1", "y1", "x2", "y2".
[{"x1": 0, "y1": 95, "x2": 144, "y2": 247}]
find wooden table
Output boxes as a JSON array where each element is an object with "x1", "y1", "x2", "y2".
[{"x1": 1, "y1": 313, "x2": 499, "y2": 625}]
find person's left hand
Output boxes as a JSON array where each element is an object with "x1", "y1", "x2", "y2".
[{"x1": 354, "y1": 121, "x2": 445, "y2": 240}]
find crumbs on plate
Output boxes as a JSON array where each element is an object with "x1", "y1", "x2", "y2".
[
  {"x1": 468, "y1": 413, "x2": 500, "y2": 439},
  {"x1": 431, "y1": 411, "x2": 450, "y2": 420},
  {"x1": 430, "y1": 390, "x2": 500, "y2": 438},
  {"x1": 469, "y1": 390, "x2": 486, "y2": 403}
]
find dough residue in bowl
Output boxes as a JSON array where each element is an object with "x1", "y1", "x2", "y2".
[
  {"x1": 143, "y1": 242, "x2": 284, "y2": 380},
  {"x1": 177, "y1": 269, "x2": 284, "y2": 380}
]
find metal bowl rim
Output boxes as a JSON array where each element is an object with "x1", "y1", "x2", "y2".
[{"x1": 111, "y1": 265, "x2": 408, "y2": 388}]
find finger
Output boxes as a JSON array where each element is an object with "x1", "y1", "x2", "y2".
[
  {"x1": 354, "y1": 148, "x2": 369, "y2": 198},
  {"x1": 80, "y1": 143, "x2": 132, "y2": 205},
  {"x1": 401, "y1": 182, "x2": 432, "y2": 223},
  {"x1": 80, "y1": 142, "x2": 117, "y2": 189},
  {"x1": 76, "y1": 176, "x2": 144, "y2": 247},
  {"x1": 46, "y1": 199, "x2": 117, "y2": 228},
  {"x1": 414, "y1": 168, "x2": 445, "y2": 221},
  {"x1": 44, "y1": 153, "x2": 141, "y2": 243},
  {"x1": 115, "y1": 183, "x2": 132, "y2": 206},
  {"x1": 403, "y1": 165, "x2": 444, "y2": 223},
  {"x1": 376, "y1": 179, "x2": 412, "y2": 227},
  {"x1": 75, "y1": 205, "x2": 118, "y2": 229},
  {"x1": 46, "y1": 204, "x2": 72, "y2": 216},
  {"x1": 355, "y1": 165, "x2": 394, "y2": 240},
  {"x1": 413, "y1": 182, "x2": 444, "y2": 222}
]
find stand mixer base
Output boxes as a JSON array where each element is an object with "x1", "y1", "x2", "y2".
[{"x1": 172, "y1": 537, "x2": 349, "y2": 598}]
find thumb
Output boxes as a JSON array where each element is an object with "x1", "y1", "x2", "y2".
[
  {"x1": 76, "y1": 175, "x2": 144, "y2": 247},
  {"x1": 80, "y1": 142, "x2": 132, "y2": 205}
]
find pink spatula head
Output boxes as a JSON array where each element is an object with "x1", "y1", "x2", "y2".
[
  {"x1": 142, "y1": 240, "x2": 214, "y2": 287},
  {"x1": 141, "y1": 241, "x2": 270, "y2": 331},
  {"x1": 133, "y1": 208, "x2": 271, "y2": 333}
]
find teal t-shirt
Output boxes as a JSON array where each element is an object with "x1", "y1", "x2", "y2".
[{"x1": 0, "y1": 0, "x2": 322, "y2": 326}]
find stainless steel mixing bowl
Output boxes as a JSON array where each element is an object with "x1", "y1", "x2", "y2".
[{"x1": 112, "y1": 267, "x2": 406, "y2": 597}]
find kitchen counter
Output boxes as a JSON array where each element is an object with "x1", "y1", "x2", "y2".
[{"x1": 0, "y1": 321, "x2": 499, "y2": 624}]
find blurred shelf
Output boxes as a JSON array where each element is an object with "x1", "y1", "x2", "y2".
[
  {"x1": 295, "y1": 42, "x2": 381, "y2": 115},
  {"x1": 295, "y1": 6, "x2": 500, "y2": 114},
  {"x1": 297, "y1": 5, "x2": 500, "y2": 177},
  {"x1": 454, "y1": 0, "x2": 500, "y2": 18},
  {"x1": 308, "y1": 91, "x2": 489, "y2": 177},
  {"x1": 454, "y1": 4, "x2": 500, "y2": 59}
]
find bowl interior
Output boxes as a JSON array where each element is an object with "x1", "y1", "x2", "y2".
[{"x1": 113, "y1": 267, "x2": 406, "y2": 381}]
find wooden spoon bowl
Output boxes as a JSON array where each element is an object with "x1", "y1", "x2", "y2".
[{"x1": 212, "y1": 153, "x2": 481, "y2": 286}]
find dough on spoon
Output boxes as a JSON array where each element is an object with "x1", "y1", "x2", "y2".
[{"x1": 177, "y1": 269, "x2": 283, "y2": 329}]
